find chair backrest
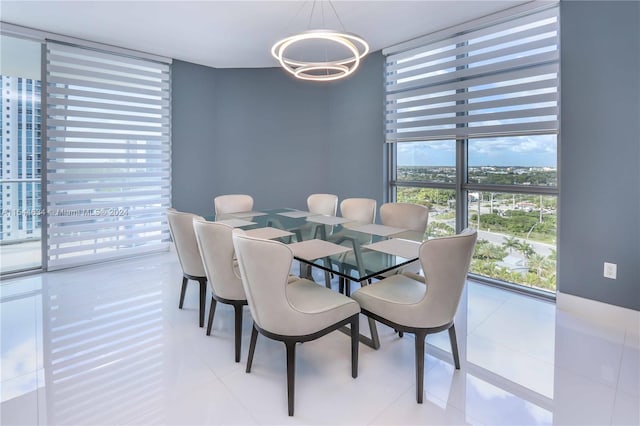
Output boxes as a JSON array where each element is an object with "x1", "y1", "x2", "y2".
[
  {"x1": 307, "y1": 193, "x2": 338, "y2": 216},
  {"x1": 418, "y1": 228, "x2": 477, "y2": 328},
  {"x1": 214, "y1": 194, "x2": 254, "y2": 215},
  {"x1": 340, "y1": 198, "x2": 377, "y2": 223},
  {"x1": 166, "y1": 209, "x2": 206, "y2": 277},
  {"x1": 380, "y1": 202, "x2": 429, "y2": 233},
  {"x1": 232, "y1": 232, "x2": 298, "y2": 334},
  {"x1": 193, "y1": 219, "x2": 246, "y2": 301}
]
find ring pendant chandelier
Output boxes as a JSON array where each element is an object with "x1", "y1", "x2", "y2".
[{"x1": 271, "y1": 1, "x2": 369, "y2": 82}]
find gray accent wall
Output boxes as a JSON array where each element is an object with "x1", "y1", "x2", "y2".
[
  {"x1": 172, "y1": 53, "x2": 384, "y2": 216},
  {"x1": 328, "y1": 53, "x2": 386, "y2": 213},
  {"x1": 172, "y1": 62, "x2": 329, "y2": 213},
  {"x1": 171, "y1": 61, "x2": 218, "y2": 215},
  {"x1": 559, "y1": 1, "x2": 640, "y2": 310},
  {"x1": 211, "y1": 68, "x2": 330, "y2": 210}
]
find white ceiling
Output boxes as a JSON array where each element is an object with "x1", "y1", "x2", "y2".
[{"x1": 1, "y1": 0, "x2": 531, "y2": 68}]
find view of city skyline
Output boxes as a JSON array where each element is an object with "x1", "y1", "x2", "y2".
[
  {"x1": 397, "y1": 135, "x2": 557, "y2": 167},
  {"x1": 0, "y1": 75, "x2": 42, "y2": 242}
]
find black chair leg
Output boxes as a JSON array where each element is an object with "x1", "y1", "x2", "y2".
[
  {"x1": 414, "y1": 331, "x2": 427, "y2": 404},
  {"x1": 324, "y1": 271, "x2": 331, "y2": 289},
  {"x1": 285, "y1": 340, "x2": 296, "y2": 416},
  {"x1": 448, "y1": 324, "x2": 460, "y2": 369},
  {"x1": 234, "y1": 304, "x2": 244, "y2": 363},
  {"x1": 399, "y1": 331, "x2": 404, "y2": 338},
  {"x1": 338, "y1": 277, "x2": 344, "y2": 294},
  {"x1": 206, "y1": 298, "x2": 217, "y2": 336},
  {"x1": 179, "y1": 276, "x2": 188, "y2": 309},
  {"x1": 345, "y1": 280, "x2": 351, "y2": 297},
  {"x1": 351, "y1": 315, "x2": 359, "y2": 378},
  {"x1": 198, "y1": 279, "x2": 207, "y2": 327},
  {"x1": 246, "y1": 324, "x2": 258, "y2": 373}
]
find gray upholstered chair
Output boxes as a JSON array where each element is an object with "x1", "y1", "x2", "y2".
[
  {"x1": 307, "y1": 193, "x2": 338, "y2": 216},
  {"x1": 340, "y1": 197, "x2": 376, "y2": 223},
  {"x1": 214, "y1": 194, "x2": 254, "y2": 215},
  {"x1": 336, "y1": 202, "x2": 429, "y2": 298},
  {"x1": 380, "y1": 202, "x2": 429, "y2": 235},
  {"x1": 334, "y1": 198, "x2": 377, "y2": 295},
  {"x1": 166, "y1": 209, "x2": 208, "y2": 327},
  {"x1": 378, "y1": 202, "x2": 429, "y2": 276},
  {"x1": 304, "y1": 193, "x2": 338, "y2": 287},
  {"x1": 232, "y1": 232, "x2": 360, "y2": 416},
  {"x1": 351, "y1": 228, "x2": 477, "y2": 404},
  {"x1": 193, "y1": 219, "x2": 247, "y2": 362}
]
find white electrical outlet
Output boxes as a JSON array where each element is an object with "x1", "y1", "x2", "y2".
[{"x1": 604, "y1": 262, "x2": 617, "y2": 280}]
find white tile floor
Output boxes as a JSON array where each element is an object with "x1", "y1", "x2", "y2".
[{"x1": 1, "y1": 251, "x2": 638, "y2": 425}]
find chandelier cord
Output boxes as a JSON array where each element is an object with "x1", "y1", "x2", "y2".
[
  {"x1": 328, "y1": 0, "x2": 347, "y2": 33},
  {"x1": 322, "y1": 1, "x2": 328, "y2": 75},
  {"x1": 285, "y1": 0, "x2": 310, "y2": 34},
  {"x1": 307, "y1": 0, "x2": 317, "y2": 30}
]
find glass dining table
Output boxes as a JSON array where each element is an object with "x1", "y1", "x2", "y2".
[{"x1": 208, "y1": 208, "x2": 425, "y2": 349}]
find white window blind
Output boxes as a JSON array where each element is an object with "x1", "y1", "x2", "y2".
[
  {"x1": 385, "y1": 6, "x2": 559, "y2": 143},
  {"x1": 46, "y1": 42, "x2": 171, "y2": 270}
]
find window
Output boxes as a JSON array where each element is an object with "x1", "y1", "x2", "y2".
[
  {"x1": 46, "y1": 42, "x2": 171, "y2": 270},
  {"x1": 385, "y1": 4, "x2": 559, "y2": 293}
]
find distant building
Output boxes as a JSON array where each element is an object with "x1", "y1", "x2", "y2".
[{"x1": 0, "y1": 75, "x2": 42, "y2": 241}]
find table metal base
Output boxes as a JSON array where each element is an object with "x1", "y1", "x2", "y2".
[{"x1": 339, "y1": 316, "x2": 380, "y2": 350}]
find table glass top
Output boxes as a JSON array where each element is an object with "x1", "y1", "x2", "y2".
[{"x1": 208, "y1": 208, "x2": 425, "y2": 282}]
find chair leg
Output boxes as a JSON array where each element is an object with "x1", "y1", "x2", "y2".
[
  {"x1": 234, "y1": 304, "x2": 244, "y2": 363},
  {"x1": 351, "y1": 315, "x2": 359, "y2": 378},
  {"x1": 338, "y1": 276, "x2": 344, "y2": 294},
  {"x1": 299, "y1": 263, "x2": 312, "y2": 279},
  {"x1": 414, "y1": 331, "x2": 427, "y2": 404},
  {"x1": 285, "y1": 340, "x2": 297, "y2": 416},
  {"x1": 206, "y1": 298, "x2": 217, "y2": 336},
  {"x1": 246, "y1": 324, "x2": 258, "y2": 373},
  {"x1": 345, "y1": 279, "x2": 351, "y2": 297},
  {"x1": 399, "y1": 331, "x2": 404, "y2": 338},
  {"x1": 198, "y1": 279, "x2": 207, "y2": 327},
  {"x1": 179, "y1": 276, "x2": 188, "y2": 309},
  {"x1": 324, "y1": 271, "x2": 331, "y2": 289},
  {"x1": 448, "y1": 324, "x2": 461, "y2": 369}
]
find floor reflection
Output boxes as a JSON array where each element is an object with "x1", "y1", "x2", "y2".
[
  {"x1": 0, "y1": 252, "x2": 637, "y2": 425},
  {"x1": 41, "y1": 265, "x2": 166, "y2": 425}
]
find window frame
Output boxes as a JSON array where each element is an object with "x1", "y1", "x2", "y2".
[{"x1": 385, "y1": 3, "x2": 560, "y2": 298}]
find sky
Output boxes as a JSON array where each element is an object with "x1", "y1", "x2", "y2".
[{"x1": 396, "y1": 135, "x2": 557, "y2": 167}]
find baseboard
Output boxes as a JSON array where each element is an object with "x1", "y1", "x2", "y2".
[{"x1": 556, "y1": 291, "x2": 640, "y2": 334}]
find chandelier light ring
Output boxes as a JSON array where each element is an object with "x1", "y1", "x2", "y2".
[
  {"x1": 272, "y1": 31, "x2": 360, "y2": 68},
  {"x1": 271, "y1": 30, "x2": 369, "y2": 66},
  {"x1": 271, "y1": 30, "x2": 369, "y2": 82},
  {"x1": 274, "y1": 33, "x2": 359, "y2": 79},
  {"x1": 274, "y1": 34, "x2": 358, "y2": 67},
  {"x1": 294, "y1": 64, "x2": 351, "y2": 81}
]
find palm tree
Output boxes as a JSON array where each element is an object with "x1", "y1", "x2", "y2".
[
  {"x1": 474, "y1": 243, "x2": 495, "y2": 260},
  {"x1": 502, "y1": 236, "x2": 520, "y2": 254},
  {"x1": 517, "y1": 241, "x2": 535, "y2": 258},
  {"x1": 471, "y1": 259, "x2": 501, "y2": 276},
  {"x1": 527, "y1": 253, "x2": 547, "y2": 279}
]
